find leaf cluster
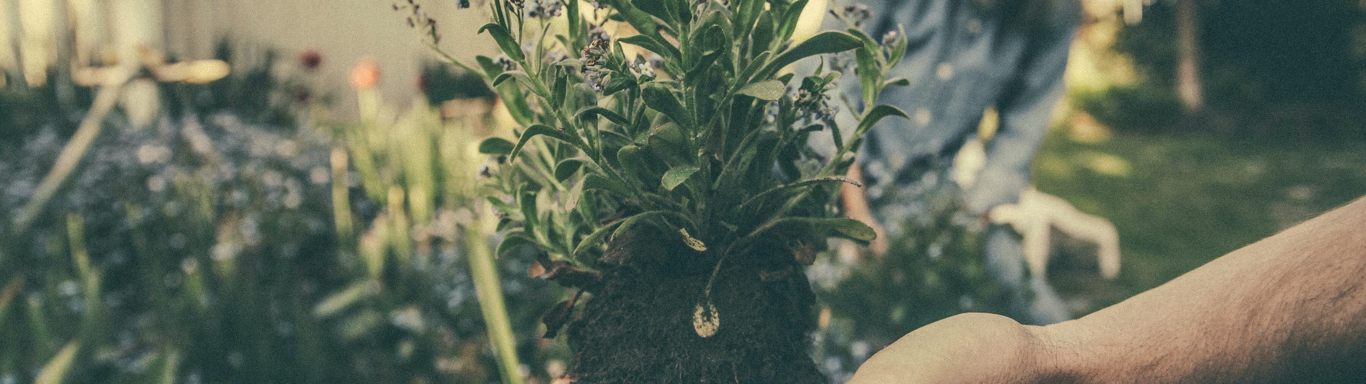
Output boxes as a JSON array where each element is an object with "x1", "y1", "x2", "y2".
[{"x1": 463, "y1": 0, "x2": 909, "y2": 268}]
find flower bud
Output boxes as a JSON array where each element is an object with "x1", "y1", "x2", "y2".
[{"x1": 350, "y1": 59, "x2": 382, "y2": 90}]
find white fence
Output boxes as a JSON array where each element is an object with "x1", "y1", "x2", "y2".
[{"x1": 1, "y1": 0, "x2": 494, "y2": 105}]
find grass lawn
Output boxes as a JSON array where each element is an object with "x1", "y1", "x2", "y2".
[{"x1": 1033, "y1": 129, "x2": 1366, "y2": 314}]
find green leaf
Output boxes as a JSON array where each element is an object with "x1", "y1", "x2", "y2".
[
  {"x1": 0, "y1": 278, "x2": 22, "y2": 329},
  {"x1": 883, "y1": 77, "x2": 911, "y2": 88},
  {"x1": 601, "y1": 73, "x2": 638, "y2": 96},
  {"x1": 584, "y1": 173, "x2": 635, "y2": 197},
  {"x1": 685, "y1": 49, "x2": 724, "y2": 80},
  {"x1": 478, "y1": 23, "x2": 524, "y2": 61},
  {"x1": 646, "y1": 123, "x2": 689, "y2": 162},
  {"x1": 518, "y1": 186, "x2": 539, "y2": 233},
  {"x1": 739, "y1": 176, "x2": 862, "y2": 211},
  {"x1": 755, "y1": 217, "x2": 877, "y2": 243},
  {"x1": 571, "y1": 218, "x2": 626, "y2": 258},
  {"x1": 735, "y1": 0, "x2": 764, "y2": 37},
  {"x1": 854, "y1": 42, "x2": 881, "y2": 107},
  {"x1": 36, "y1": 341, "x2": 80, "y2": 384},
  {"x1": 641, "y1": 84, "x2": 694, "y2": 128},
  {"x1": 775, "y1": 0, "x2": 811, "y2": 42},
  {"x1": 686, "y1": 24, "x2": 728, "y2": 79},
  {"x1": 491, "y1": 70, "x2": 531, "y2": 87},
  {"x1": 475, "y1": 55, "x2": 502, "y2": 78},
  {"x1": 846, "y1": 28, "x2": 887, "y2": 106},
  {"x1": 510, "y1": 124, "x2": 577, "y2": 161},
  {"x1": 736, "y1": 80, "x2": 787, "y2": 101},
  {"x1": 575, "y1": 106, "x2": 631, "y2": 126},
  {"x1": 566, "y1": 0, "x2": 581, "y2": 48},
  {"x1": 617, "y1": 145, "x2": 657, "y2": 186},
  {"x1": 603, "y1": 0, "x2": 660, "y2": 35},
  {"x1": 693, "y1": 18, "x2": 729, "y2": 53},
  {"x1": 734, "y1": 51, "x2": 771, "y2": 87},
  {"x1": 856, "y1": 104, "x2": 910, "y2": 137},
  {"x1": 713, "y1": 128, "x2": 776, "y2": 190},
  {"x1": 552, "y1": 69, "x2": 569, "y2": 106},
  {"x1": 313, "y1": 281, "x2": 378, "y2": 318},
  {"x1": 496, "y1": 82, "x2": 535, "y2": 125},
  {"x1": 756, "y1": 31, "x2": 862, "y2": 80},
  {"x1": 632, "y1": 0, "x2": 677, "y2": 24},
  {"x1": 478, "y1": 137, "x2": 515, "y2": 155},
  {"x1": 554, "y1": 159, "x2": 585, "y2": 181},
  {"x1": 563, "y1": 177, "x2": 586, "y2": 211},
  {"x1": 610, "y1": 210, "x2": 684, "y2": 242},
  {"x1": 486, "y1": 196, "x2": 515, "y2": 215},
  {"x1": 153, "y1": 350, "x2": 180, "y2": 384},
  {"x1": 619, "y1": 35, "x2": 681, "y2": 63},
  {"x1": 750, "y1": 12, "x2": 776, "y2": 59},
  {"x1": 661, "y1": 165, "x2": 701, "y2": 191},
  {"x1": 495, "y1": 232, "x2": 537, "y2": 258}
]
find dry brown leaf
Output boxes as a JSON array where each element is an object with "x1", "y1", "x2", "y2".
[{"x1": 692, "y1": 300, "x2": 720, "y2": 338}]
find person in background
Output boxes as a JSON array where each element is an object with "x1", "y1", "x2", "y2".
[{"x1": 839, "y1": 0, "x2": 1082, "y2": 324}]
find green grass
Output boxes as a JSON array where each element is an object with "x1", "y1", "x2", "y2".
[{"x1": 1034, "y1": 130, "x2": 1366, "y2": 313}]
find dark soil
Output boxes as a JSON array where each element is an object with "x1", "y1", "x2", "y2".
[{"x1": 565, "y1": 227, "x2": 825, "y2": 383}]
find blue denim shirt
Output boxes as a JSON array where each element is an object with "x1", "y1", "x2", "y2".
[{"x1": 846, "y1": 0, "x2": 1080, "y2": 230}]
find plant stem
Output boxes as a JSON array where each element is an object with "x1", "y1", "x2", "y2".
[
  {"x1": 464, "y1": 218, "x2": 525, "y2": 384},
  {"x1": 330, "y1": 147, "x2": 354, "y2": 246},
  {"x1": 12, "y1": 68, "x2": 133, "y2": 235}
]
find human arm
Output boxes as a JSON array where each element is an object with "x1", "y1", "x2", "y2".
[
  {"x1": 850, "y1": 196, "x2": 1366, "y2": 383},
  {"x1": 841, "y1": 161, "x2": 888, "y2": 256}
]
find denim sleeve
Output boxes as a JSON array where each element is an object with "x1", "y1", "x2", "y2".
[
  {"x1": 961, "y1": 12, "x2": 1078, "y2": 215},
  {"x1": 812, "y1": 0, "x2": 915, "y2": 160}
]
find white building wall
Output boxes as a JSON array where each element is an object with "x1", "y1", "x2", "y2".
[
  {"x1": 180, "y1": 0, "x2": 496, "y2": 112},
  {"x1": 4, "y1": 0, "x2": 495, "y2": 114}
]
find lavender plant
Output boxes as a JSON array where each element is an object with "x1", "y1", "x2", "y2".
[
  {"x1": 465, "y1": 0, "x2": 906, "y2": 293},
  {"x1": 427, "y1": 0, "x2": 909, "y2": 381}
]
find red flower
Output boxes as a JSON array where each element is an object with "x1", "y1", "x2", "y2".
[{"x1": 299, "y1": 50, "x2": 322, "y2": 70}]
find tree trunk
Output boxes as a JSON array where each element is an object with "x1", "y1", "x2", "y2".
[
  {"x1": 1175, "y1": 0, "x2": 1205, "y2": 113},
  {"x1": 565, "y1": 227, "x2": 824, "y2": 383}
]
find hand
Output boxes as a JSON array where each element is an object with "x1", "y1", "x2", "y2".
[
  {"x1": 841, "y1": 162, "x2": 889, "y2": 257},
  {"x1": 849, "y1": 313, "x2": 1054, "y2": 384},
  {"x1": 853, "y1": 197, "x2": 1366, "y2": 384},
  {"x1": 867, "y1": 222, "x2": 889, "y2": 257}
]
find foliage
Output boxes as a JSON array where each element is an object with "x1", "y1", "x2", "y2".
[
  {"x1": 335, "y1": 91, "x2": 558, "y2": 383},
  {"x1": 0, "y1": 94, "x2": 554, "y2": 382},
  {"x1": 1, "y1": 40, "x2": 323, "y2": 152},
  {"x1": 171, "y1": 39, "x2": 330, "y2": 127},
  {"x1": 1113, "y1": 0, "x2": 1363, "y2": 108},
  {"x1": 0, "y1": 89, "x2": 40, "y2": 144},
  {"x1": 1071, "y1": 84, "x2": 1183, "y2": 133},
  {"x1": 1034, "y1": 129, "x2": 1366, "y2": 313},
  {"x1": 454, "y1": 0, "x2": 908, "y2": 288}
]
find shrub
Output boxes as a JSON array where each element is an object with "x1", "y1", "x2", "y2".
[
  {"x1": 0, "y1": 104, "x2": 552, "y2": 382},
  {"x1": 428, "y1": 0, "x2": 909, "y2": 381}
]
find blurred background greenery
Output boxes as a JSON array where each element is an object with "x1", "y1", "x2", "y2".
[{"x1": 2, "y1": 0, "x2": 1365, "y2": 383}]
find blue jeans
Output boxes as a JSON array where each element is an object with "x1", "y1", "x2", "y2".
[{"x1": 985, "y1": 224, "x2": 1070, "y2": 324}]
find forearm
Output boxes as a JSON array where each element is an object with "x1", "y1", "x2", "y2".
[
  {"x1": 841, "y1": 162, "x2": 889, "y2": 256},
  {"x1": 1040, "y1": 197, "x2": 1366, "y2": 382},
  {"x1": 841, "y1": 162, "x2": 875, "y2": 224}
]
